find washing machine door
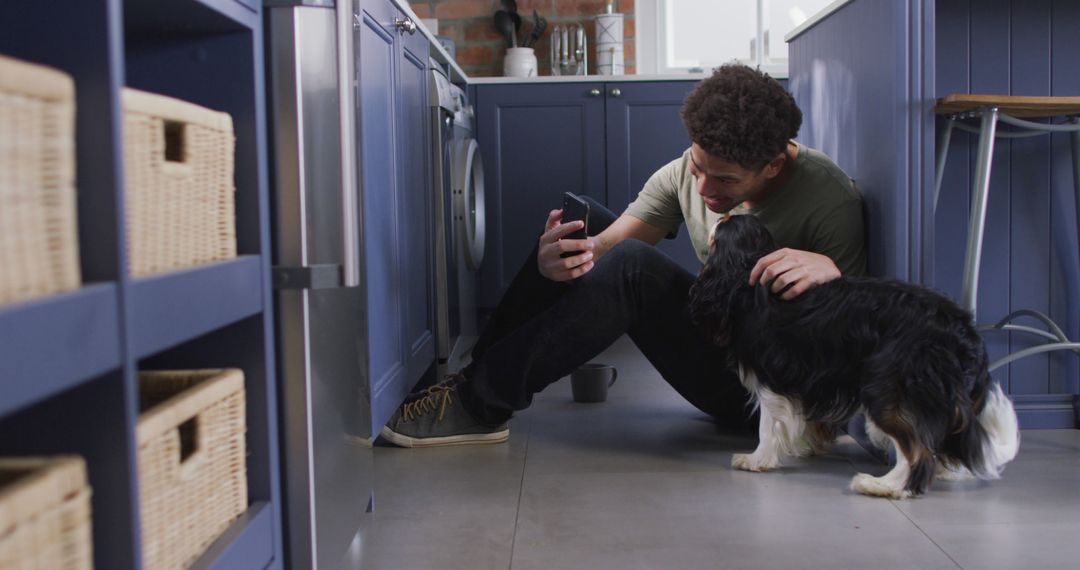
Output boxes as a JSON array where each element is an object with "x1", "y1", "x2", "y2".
[{"x1": 450, "y1": 138, "x2": 486, "y2": 270}]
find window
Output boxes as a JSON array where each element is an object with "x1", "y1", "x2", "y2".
[{"x1": 636, "y1": 0, "x2": 836, "y2": 77}]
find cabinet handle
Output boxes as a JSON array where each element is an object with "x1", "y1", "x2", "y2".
[
  {"x1": 610, "y1": 88, "x2": 622, "y2": 97},
  {"x1": 394, "y1": 17, "x2": 417, "y2": 35},
  {"x1": 339, "y1": 0, "x2": 361, "y2": 286},
  {"x1": 589, "y1": 88, "x2": 601, "y2": 97}
]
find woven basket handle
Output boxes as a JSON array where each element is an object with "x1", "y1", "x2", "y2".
[
  {"x1": 161, "y1": 119, "x2": 194, "y2": 177},
  {"x1": 176, "y1": 412, "x2": 207, "y2": 479}
]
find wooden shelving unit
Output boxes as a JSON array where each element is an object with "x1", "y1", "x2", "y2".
[{"x1": 0, "y1": 0, "x2": 283, "y2": 568}]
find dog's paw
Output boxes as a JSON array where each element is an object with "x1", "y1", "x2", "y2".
[
  {"x1": 849, "y1": 473, "x2": 912, "y2": 499},
  {"x1": 732, "y1": 453, "x2": 779, "y2": 472}
]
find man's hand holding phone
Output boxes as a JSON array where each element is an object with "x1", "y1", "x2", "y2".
[{"x1": 538, "y1": 208, "x2": 595, "y2": 282}]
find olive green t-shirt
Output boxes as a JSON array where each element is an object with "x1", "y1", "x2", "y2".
[{"x1": 624, "y1": 143, "x2": 867, "y2": 276}]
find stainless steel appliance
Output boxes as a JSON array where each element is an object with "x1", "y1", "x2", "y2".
[
  {"x1": 430, "y1": 64, "x2": 462, "y2": 370},
  {"x1": 430, "y1": 64, "x2": 486, "y2": 373},
  {"x1": 265, "y1": 2, "x2": 372, "y2": 568}
]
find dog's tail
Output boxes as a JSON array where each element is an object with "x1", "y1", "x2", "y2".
[{"x1": 944, "y1": 382, "x2": 1020, "y2": 480}]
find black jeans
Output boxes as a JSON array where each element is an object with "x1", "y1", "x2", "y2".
[{"x1": 458, "y1": 197, "x2": 755, "y2": 429}]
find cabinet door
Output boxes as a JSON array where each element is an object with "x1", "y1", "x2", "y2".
[
  {"x1": 398, "y1": 36, "x2": 435, "y2": 385},
  {"x1": 475, "y1": 83, "x2": 606, "y2": 309},
  {"x1": 356, "y1": 0, "x2": 406, "y2": 432},
  {"x1": 605, "y1": 81, "x2": 700, "y2": 273}
]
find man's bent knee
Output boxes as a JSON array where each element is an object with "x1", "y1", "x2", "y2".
[{"x1": 595, "y1": 239, "x2": 665, "y2": 271}]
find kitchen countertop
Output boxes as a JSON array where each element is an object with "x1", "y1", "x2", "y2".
[
  {"x1": 393, "y1": 0, "x2": 469, "y2": 83},
  {"x1": 785, "y1": 0, "x2": 855, "y2": 42},
  {"x1": 468, "y1": 73, "x2": 710, "y2": 84},
  {"x1": 393, "y1": 0, "x2": 782, "y2": 85}
]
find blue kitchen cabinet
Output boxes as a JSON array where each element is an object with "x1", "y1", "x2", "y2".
[
  {"x1": 475, "y1": 80, "x2": 699, "y2": 309},
  {"x1": 356, "y1": 0, "x2": 434, "y2": 432},
  {"x1": 605, "y1": 81, "x2": 702, "y2": 274},
  {"x1": 398, "y1": 24, "x2": 436, "y2": 391}
]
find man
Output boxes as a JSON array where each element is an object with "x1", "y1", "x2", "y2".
[{"x1": 381, "y1": 64, "x2": 866, "y2": 447}]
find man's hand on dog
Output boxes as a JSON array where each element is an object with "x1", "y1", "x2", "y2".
[
  {"x1": 538, "y1": 209, "x2": 595, "y2": 282},
  {"x1": 749, "y1": 248, "x2": 841, "y2": 300}
]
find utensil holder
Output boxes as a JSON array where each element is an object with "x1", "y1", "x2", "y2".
[
  {"x1": 550, "y1": 24, "x2": 587, "y2": 76},
  {"x1": 504, "y1": 47, "x2": 538, "y2": 77}
]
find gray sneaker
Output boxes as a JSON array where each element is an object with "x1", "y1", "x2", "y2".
[
  {"x1": 380, "y1": 378, "x2": 509, "y2": 448},
  {"x1": 402, "y1": 373, "x2": 468, "y2": 401}
]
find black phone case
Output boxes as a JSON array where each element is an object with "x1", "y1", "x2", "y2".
[{"x1": 561, "y1": 192, "x2": 589, "y2": 258}]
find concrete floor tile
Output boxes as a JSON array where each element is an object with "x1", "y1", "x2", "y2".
[
  {"x1": 919, "y1": 521, "x2": 1080, "y2": 570},
  {"x1": 891, "y1": 431, "x2": 1080, "y2": 526},
  {"x1": 364, "y1": 513, "x2": 516, "y2": 570},
  {"x1": 511, "y1": 470, "x2": 958, "y2": 570},
  {"x1": 365, "y1": 336, "x2": 1080, "y2": 570},
  {"x1": 372, "y1": 415, "x2": 529, "y2": 515}
]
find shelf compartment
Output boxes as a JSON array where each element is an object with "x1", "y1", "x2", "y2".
[
  {"x1": 128, "y1": 256, "x2": 263, "y2": 359},
  {"x1": 189, "y1": 501, "x2": 274, "y2": 570},
  {"x1": 123, "y1": 27, "x2": 264, "y2": 261},
  {"x1": 124, "y1": 0, "x2": 258, "y2": 41},
  {"x1": 0, "y1": 283, "x2": 121, "y2": 417},
  {"x1": 0, "y1": 372, "x2": 141, "y2": 570}
]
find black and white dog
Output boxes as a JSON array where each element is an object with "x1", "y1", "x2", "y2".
[{"x1": 687, "y1": 214, "x2": 1020, "y2": 498}]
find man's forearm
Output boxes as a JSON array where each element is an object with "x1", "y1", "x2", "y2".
[{"x1": 592, "y1": 214, "x2": 668, "y2": 261}]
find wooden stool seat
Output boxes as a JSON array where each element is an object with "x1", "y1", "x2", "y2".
[{"x1": 936, "y1": 94, "x2": 1080, "y2": 118}]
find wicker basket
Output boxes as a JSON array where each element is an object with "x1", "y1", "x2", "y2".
[
  {"x1": 122, "y1": 89, "x2": 236, "y2": 278},
  {"x1": 0, "y1": 456, "x2": 93, "y2": 570},
  {"x1": 136, "y1": 369, "x2": 246, "y2": 570},
  {"x1": 0, "y1": 54, "x2": 81, "y2": 306}
]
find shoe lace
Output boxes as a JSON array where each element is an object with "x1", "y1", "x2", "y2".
[{"x1": 402, "y1": 374, "x2": 466, "y2": 423}]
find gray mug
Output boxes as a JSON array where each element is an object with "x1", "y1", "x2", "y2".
[{"x1": 571, "y1": 363, "x2": 618, "y2": 403}]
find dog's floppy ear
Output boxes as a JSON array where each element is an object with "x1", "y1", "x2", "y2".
[{"x1": 688, "y1": 215, "x2": 776, "y2": 346}]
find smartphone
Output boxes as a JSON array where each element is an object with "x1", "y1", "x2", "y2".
[{"x1": 560, "y1": 192, "x2": 590, "y2": 258}]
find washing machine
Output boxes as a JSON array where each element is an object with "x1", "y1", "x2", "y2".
[{"x1": 429, "y1": 63, "x2": 486, "y2": 373}]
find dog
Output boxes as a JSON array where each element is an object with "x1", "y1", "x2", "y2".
[{"x1": 687, "y1": 214, "x2": 1020, "y2": 498}]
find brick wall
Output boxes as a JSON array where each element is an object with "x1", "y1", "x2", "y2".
[{"x1": 410, "y1": 0, "x2": 636, "y2": 77}]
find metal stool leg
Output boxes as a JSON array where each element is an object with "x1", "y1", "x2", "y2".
[
  {"x1": 979, "y1": 309, "x2": 1080, "y2": 371},
  {"x1": 934, "y1": 116, "x2": 956, "y2": 213},
  {"x1": 1071, "y1": 116, "x2": 1080, "y2": 266},
  {"x1": 961, "y1": 107, "x2": 1000, "y2": 316}
]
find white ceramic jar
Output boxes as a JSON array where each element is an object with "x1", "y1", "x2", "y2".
[{"x1": 503, "y1": 47, "x2": 538, "y2": 77}]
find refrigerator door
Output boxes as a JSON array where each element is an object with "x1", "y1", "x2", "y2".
[{"x1": 266, "y1": 4, "x2": 374, "y2": 569}]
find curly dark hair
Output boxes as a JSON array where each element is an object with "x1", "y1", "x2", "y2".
[{"x1": 681, "y1": 64, "x2": 802, "y2": 170}]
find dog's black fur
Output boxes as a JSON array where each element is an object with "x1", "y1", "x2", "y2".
[{"x1": 687, "y1": 214, "x2": 1001, "y2": 495}]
